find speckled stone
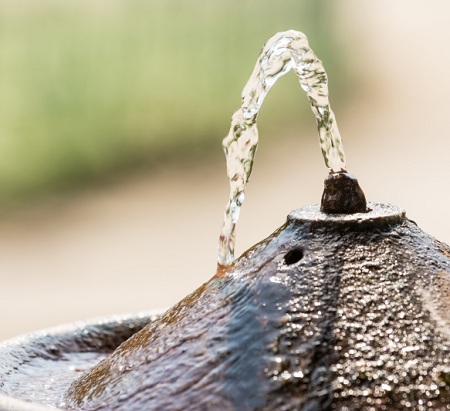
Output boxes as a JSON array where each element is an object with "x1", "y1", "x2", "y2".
[{"x1": 64, "y1": 204, "x2": 450, "y2": 411}]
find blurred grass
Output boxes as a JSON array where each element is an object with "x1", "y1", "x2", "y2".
[{"x1": 0, "y1": 0, "x2": 346, "y2": 209}]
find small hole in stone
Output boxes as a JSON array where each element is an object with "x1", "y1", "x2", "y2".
[{"x1": 283, "y1": 248, "x2": 304, "y2": 265}]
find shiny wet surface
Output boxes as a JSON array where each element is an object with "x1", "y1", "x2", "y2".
[
  {"x1": 63, "y1": 209, "x2": 450, "y2": 410},
  {"x1": 0, "y1": 313, "x2": 158, "y2": 409}
]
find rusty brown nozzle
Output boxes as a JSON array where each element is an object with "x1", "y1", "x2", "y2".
[{"x1": 320, "y1": 171, "x2": 368, "y2": 214}]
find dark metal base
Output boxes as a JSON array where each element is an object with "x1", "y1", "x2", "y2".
[
  {"x1": 63, "y1": 204, "x2": 450, "y2": 410},
  {"x1": 2, "y1": 203, "x2": 449, "y2": 411}
]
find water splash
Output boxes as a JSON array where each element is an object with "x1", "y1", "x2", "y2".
[{"x1": 218, "y1": 30, "x2": 347, "y2": 266}]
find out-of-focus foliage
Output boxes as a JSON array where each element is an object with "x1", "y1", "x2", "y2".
[{"x1": 0, "y1": 0, "x2": 344, "y2": 208}]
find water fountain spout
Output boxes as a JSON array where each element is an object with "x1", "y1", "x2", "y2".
[
  {"x1": 218, "y1": 30, "x2": 353, "y2": 266},
  {"x1": 320, "y1": 171, "x2": 367, "y2": 214}
]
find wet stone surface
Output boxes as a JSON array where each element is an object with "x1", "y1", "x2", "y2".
[
  {"x1": 0, "y1": 314, "x2": 157, "y2": 408},
  {"x1": 62, "y1": 207, "x2": 450, "y2": 411}
]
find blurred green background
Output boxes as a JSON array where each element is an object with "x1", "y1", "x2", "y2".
[
  {"x1": 0, "y1": 0, "x2": 347, "y2": 209},
  {"x1": 1, "y1": 0, "x2": 450, "y2": 341}
]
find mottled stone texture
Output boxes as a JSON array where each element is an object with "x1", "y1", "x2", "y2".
[{"x1": 64, "y1": 210, "x2": 450, "y2": 411}]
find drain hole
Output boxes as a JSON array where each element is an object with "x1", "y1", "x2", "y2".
[{"x1": 283, "y1": 247, "x2": 304, "y2": 265}]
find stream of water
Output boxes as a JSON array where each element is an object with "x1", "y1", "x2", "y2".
[{"x1": 218, "y1": 30, "x2": 347, "y2": 266}]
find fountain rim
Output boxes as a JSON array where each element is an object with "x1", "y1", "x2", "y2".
[
  {"x1": 0, "y1": 310, "x2": 164, "y2": 411},
  {"x1": 288, "y1": 202, "x2": 405, "y2": 226}
]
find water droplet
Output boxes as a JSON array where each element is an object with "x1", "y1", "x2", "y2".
[{"x1": 293, "y1": 370, "x2": 305, "y2": 379}]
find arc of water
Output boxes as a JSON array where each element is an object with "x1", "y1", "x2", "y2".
[{"x1": 218, "y1": 30, "x2": 347, "y2": 267}]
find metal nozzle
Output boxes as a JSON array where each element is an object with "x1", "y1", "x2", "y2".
[{"x1": 320, "y1": 171, "x2": 367, "y2": 214}]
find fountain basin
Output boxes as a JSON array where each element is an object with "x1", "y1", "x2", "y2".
[
  {"x1": 0, "y1": 311, "x2": 162, "y2": 411},
  {"x1": 63, "y1": 203, "x2": 450, "y2": 410},
  {"x1": 1, "y1": 204, "x2": 450, "y2": 410}
]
